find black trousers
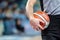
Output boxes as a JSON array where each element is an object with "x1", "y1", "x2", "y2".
[{"x1": 41, "y1": 15, "x2": 60, "y2": 40}]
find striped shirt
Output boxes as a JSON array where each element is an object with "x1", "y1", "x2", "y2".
[{"x1": 43, "y1": 0, "x2": 60, "y2": 15}]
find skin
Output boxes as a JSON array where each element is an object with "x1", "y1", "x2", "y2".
[{"x1": 26, "y1": 0, "x2": 45, "y2": 31}]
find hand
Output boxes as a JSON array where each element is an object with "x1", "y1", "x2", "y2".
[{"x1": 30, "y1": 17, "x2": 45, "y2": 31}]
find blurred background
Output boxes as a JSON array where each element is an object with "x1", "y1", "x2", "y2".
[{"x1": 0, "y1": 0, "x2": 42, "y2": 40}]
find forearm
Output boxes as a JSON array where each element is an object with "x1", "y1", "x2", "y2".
[{"x1": 26, "y1": 0, "x2": 36, "y2": 20}]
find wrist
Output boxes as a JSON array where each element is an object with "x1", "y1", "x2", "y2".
[{"x1": 29, "y1": 16, "x2": 34, "y2": 20}]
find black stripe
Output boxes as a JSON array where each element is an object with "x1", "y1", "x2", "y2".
[{"x1": 40, "y1": 0, "x2": 44, "y2": 11}]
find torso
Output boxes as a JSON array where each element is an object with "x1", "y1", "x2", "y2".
[{"x1": 43, "y1": 0, "x2": 60, "y2": 15}]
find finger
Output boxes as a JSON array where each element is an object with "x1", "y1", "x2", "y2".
[
  {"x1": 36, "y1": 28, "x2": 39, "y2": 31},
  {"x1": 32, "y1": 26, "x2": 39, "y2": 31},
  {"x1": 32, "y1": 25, "x2": 40, "y2": 31},
  {"x1": 38, "y1": 19, "x2": 45, "y2": 23},
  {"x1": 30, "y1": 21, "x2": 42, "y2": 31},
  {"x1": 38, "y1": 24, "x2": 45, "y2": 30},
  {"x1": 35, "y1": 26, "x2": 41, "y2": 31}
]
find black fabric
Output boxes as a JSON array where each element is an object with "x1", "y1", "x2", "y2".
[
  {"x1": 40, "y1": 0, "x2": 44, "y2": 11},
  {"x1": 41, "y1": 15, "x2": 60, "y2": 40}
]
